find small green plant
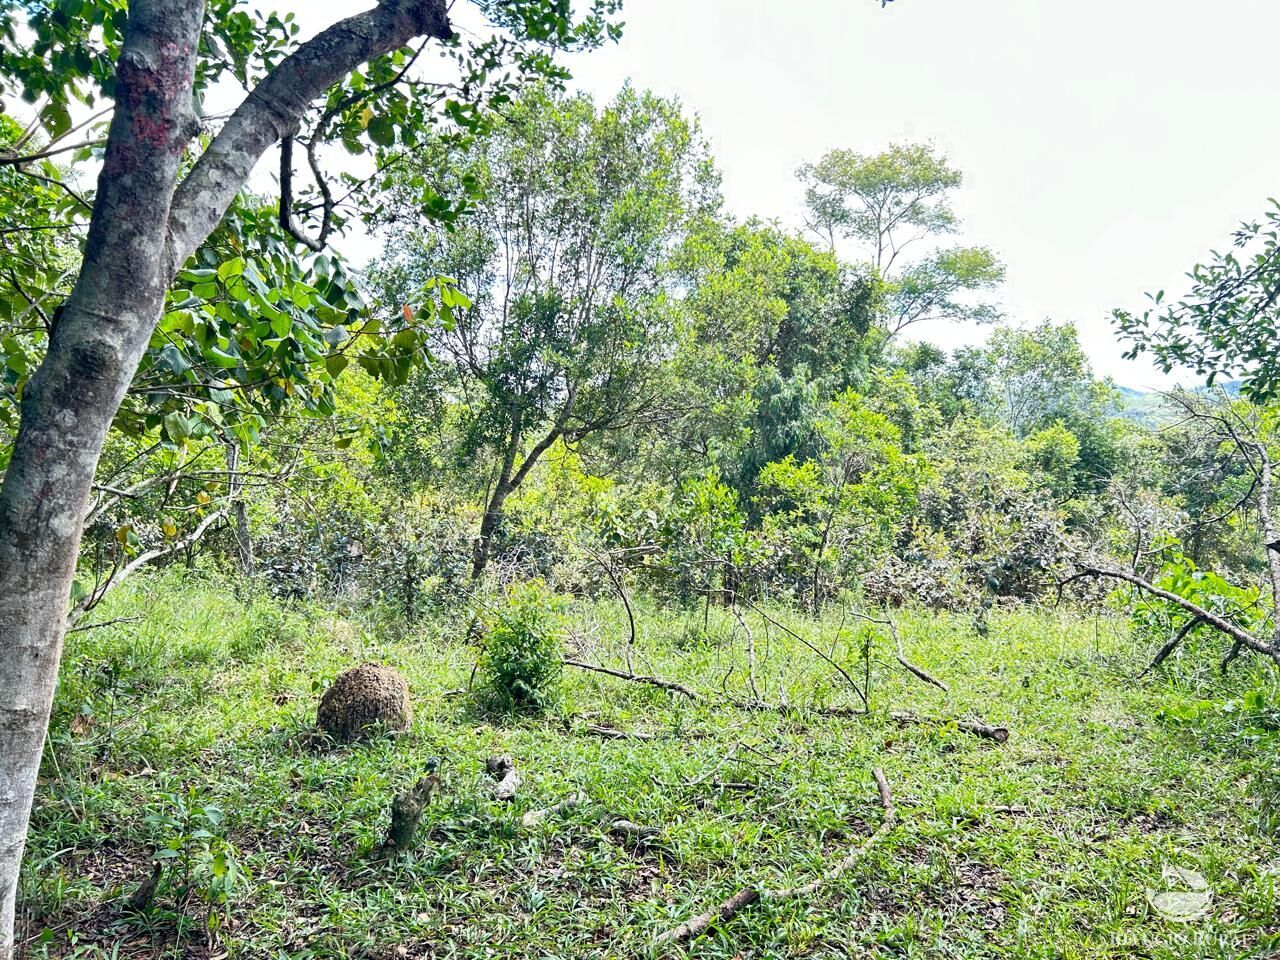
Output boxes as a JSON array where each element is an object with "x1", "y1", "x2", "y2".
[
  {"x1": 477, "y1": 580, "x2": 565, "y2": 713},
  {"x1": 144, "y1": 786, "x2": 246, "y2": 937}
]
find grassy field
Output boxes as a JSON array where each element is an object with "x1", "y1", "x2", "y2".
[{"x1": 17, "y1": 569, "x2": 1280, "y2": 959}]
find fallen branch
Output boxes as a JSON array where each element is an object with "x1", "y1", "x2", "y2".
[
  {"x1": 585, "y1": 545, "x2": 638, "y2": 671},
  {"x1": 887, "y1": 623, "x2": 949, "y2": 693},
  {"x1": 564, "y1": 656, "x2": 866, "y2": 718},
  {"x1": 730, "y1": 604, "x2": 761, "y2": 701},
  {"x1": 731, "y1": 698, "x2": 867, "y2": 718},
  {"x1": 765, "y1": 768, "x2": 896, "y2": 899},
  {"x1": 563, "y1": 658, "x2": 701, "y2": 700},
  {"x1": 745, "y1": 602, "x2": 867, "y2": 710},
  {"x1": 66, "y1": 615, "x2": 143, "y2": 634},
  {"x1": 583, "y1": 723, "x2": 657, "y2": 741},
  {"x1": 654, "y1": 768, "x2": 896, "y2": 947},
  {"x1": 891, "y1": 711, "x2": 1009, "y2": 743},
  {"x1": 656, "y1": 889, "x2": 761, "y2": 946},
  {"x1": 487, "y1": 755, "x2": 521, "y2": 802},
  {"x1": 520, "y1": 791, "x2": 589, "y2": 829},
  {"x1": 847, "y1": 609, "x2": 949, "y2": 693}
]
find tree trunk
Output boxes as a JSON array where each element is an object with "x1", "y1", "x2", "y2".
[
  {"x1": 471, "y1": 411, "x2": 570, "y2": 581},
  {"x1": 472, "y1": 443, "x2": 517, "y2": 581},
  {"x1": 472, "y1": 483, "x2": 514, "y2": 580},
  {"x1": 225, "y1": 440, "x2": 254, "y2": 576},
  {"x1": 0, "y1": 6, "x2": 205, "y2": 951},
  {"x1": 0, "y1": 3, "x2": 453, "y2": 953}
]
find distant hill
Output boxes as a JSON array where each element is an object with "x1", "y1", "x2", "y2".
[
  {"x1": 1116, "y1": 386, "x2": 1174, "y2": 426},
  {"x1": 1115, "y1": 380, "x2": 1243, "y2": 427}
]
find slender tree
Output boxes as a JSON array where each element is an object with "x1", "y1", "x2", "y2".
[{"x1": 797, "y1": 143, "x2": 1004, "y2": 336}]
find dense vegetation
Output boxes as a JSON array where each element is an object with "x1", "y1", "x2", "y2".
[{"x1": 1, "y1": 2, "x2": 1279, "y2": 958}]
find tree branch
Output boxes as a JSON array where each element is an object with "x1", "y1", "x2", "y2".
[
  {"x1": 166, "y1": 0, "x2": 452, "y2": 273},
  {"x1": 70, "y1": 509, "x2": 227, "y2": 622},
  {"x1": 1076, "y1": 565, "x2": 1279, "y2": 662},
  {"x1": 654, "y1": 769, "x2": 896, "y2": 946}
]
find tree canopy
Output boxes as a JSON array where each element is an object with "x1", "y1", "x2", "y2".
[{"x1": 798, "y1": 142, "x2": 1005, "y2": 336}]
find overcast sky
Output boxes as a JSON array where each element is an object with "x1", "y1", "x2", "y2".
[{"x1": 288, "y1": 1, "x2": 1280, "y2": 389}]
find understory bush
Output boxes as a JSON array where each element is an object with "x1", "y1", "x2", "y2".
[{"x1": 477, "y1": 579, "x2": 566, "y2": 713}]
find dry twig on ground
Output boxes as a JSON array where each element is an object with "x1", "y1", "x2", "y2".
[{"x1": 653, "y1": 768, "x2": 897, "y2": 947}]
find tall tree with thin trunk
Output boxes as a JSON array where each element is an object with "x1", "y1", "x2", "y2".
[
  {"x1": 797, "y1": 142, "x2": 1004, "y2": 336},
  {"x1": 0, "y1": 1, "x2": 619, "y2": 952},
  {"x1": 373, "y1": 84, "x2": 717, "y2": 579}
]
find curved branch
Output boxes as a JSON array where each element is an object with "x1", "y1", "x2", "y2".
[
  {"x1": 745, "y1": 602, "x2": 868, "y2": 710},
  {"x1": 70, "y1": 509, "x2": 228, "y2": 622},
  {"x1": 280, "y1": 35, "x2": 431, "y2": 250},
  {"x1": 167, "y1": 0, "x2": 452, "y2": 273},
  {"x1": 278, "y1": 134, "x2": 328, "y2": 252},
  {"x1": 1078, "y1": 565, "x2": 1278, "y2": 662}
]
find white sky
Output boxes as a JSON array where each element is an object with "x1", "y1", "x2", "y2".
[{"x1": 283, "y1": 2, "x2": 1280, "y2": 388}]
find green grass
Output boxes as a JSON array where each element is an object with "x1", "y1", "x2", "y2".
[{"x1": 18, "y1": 569, "x2": 1280, "y2": 959}]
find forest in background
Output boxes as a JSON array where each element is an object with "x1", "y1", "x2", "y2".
[
  {"x1": 2, "y1": 2, "x2": 1279, "y2": 957},
  {"x1": 16, "y1": 81, "x2": 1273, "y2": 645}
]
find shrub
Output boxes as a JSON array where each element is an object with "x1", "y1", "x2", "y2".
[{"x1": 478, "y1": 580, "x2": 566, "y2": 714}]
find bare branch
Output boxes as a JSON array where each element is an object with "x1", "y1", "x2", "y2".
[
  {"x1": 167, "y1": 0, "x2": 452, "y2": 272},
  {"x1": 69, "y1": 509, "x2": 228, "y2": 622},
  {"x1": 1077, "y1": 565, "x2": 1278, "y2": 662},
  {"x1": 654, "y1": 769, "x2": 896, "y2": 946}
]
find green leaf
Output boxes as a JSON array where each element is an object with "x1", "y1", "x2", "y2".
[
  {"x1": 162, "y1": 411, "x2": 189, "y2": 441},
  {"x1": 269, "y1": 313, "x2": 292, "y2": 338},
  {"x1": 39, "y1": 101, "x2": 72, "y2": 138},
  {"x1": 206, "y1": 346, "x2": 242, "y2": 369},
  {"x1": 367, "y1": 116, "x2": 396, "y2": 147},
  {"x1": 157, "y1": 343, "x2": 190, "y2": 376},
  {"x1": 216, "y1": 257, "x2": 245, "y2": 281}
]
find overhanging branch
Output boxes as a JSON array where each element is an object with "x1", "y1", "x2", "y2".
[
  {"x1": 166, "y1": 0, "x2": 452, "y2": 273},
  {"x1": 1075, "y1": 564, "x2": 1279, "y2": 663}
]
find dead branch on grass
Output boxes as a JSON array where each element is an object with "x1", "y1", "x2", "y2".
[
  {"x1": 582, "y1": 723, "x2": 657, "y2": 741},
  {"x1": 653, "y1": 768, "x2": 896, "y2": 947},
  {"x1": 486, "y1": 755, "x2": 521, "y2": 802},
  {"x1": 890, "y1": 711, "x2": 1009, "y2": 743},
  {"x1": 562, "y1": 657, "x2": 702, "y2": 700},
  {"x1": 520, "y1": 791, "x2": 589, "y2": 829},
  {"x1": 848, "y1": 610, "x2": 949, "y2": 693}
]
